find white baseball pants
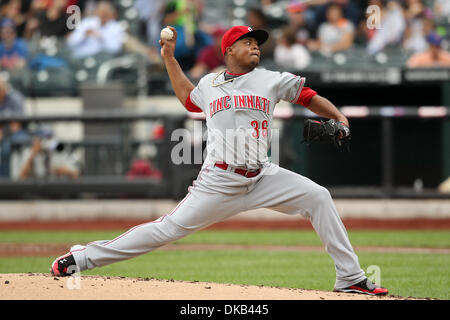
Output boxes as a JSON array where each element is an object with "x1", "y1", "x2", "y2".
[{"x1": 71, "y1": 163, "x2": 366, "y2": 289}]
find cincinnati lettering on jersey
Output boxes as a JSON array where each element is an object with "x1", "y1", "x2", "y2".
[{"x1": 209, "y1": 95, "x2": 270, "y2": 118}]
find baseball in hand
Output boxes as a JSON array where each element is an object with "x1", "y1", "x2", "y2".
[{"x1": 160, "y1": 27, "x2": 174, "y2": 40}]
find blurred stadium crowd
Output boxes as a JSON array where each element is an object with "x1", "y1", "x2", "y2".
[
  {"x1": 0, "y1": 0, "x2": 450, "y2": 189},
  {"x1": 0, "y1": 0, "x2": 448, "y2": 95}
]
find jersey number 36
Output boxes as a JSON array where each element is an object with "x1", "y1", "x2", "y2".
[{"x1": 250, "y1": 120, "x2": 268, "y2": 139}]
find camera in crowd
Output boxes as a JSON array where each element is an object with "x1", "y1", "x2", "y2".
[{"x1": 32, "y1": 127, "x2": 65, "y2": 153}]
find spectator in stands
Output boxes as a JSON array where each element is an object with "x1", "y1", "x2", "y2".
[
  {"x1": 152, "y1": 123, "x2": 165, "y2": 140},
  {"x1": 365, "y1": 0, "x2": 406, "y2": 55},
  {"x1": 0, "y1": 18, "x2": 28, "y2": 70},
  {"x1": 403, "y1": 15, "x2": 436, "y2": 53},
  {"x1": 5, "y1": 116, "x2": 28, "y2": 145},
  {"x1": 286, "y1": 2, "x2": 316, "y2": 47},
  {"x1": 260, "y1": 0, "x2": 275, "y2": 9},
  {"x1": 402, "y1": 0, "x2": 435, "y2": 53},
  {"x1": 135, "y1": 0, "x2": 166, "y2": 48},
  {"x1": 247, "y1": 8, "x2": 275, "y2": 59},
  {"x1": 126, "y1": 158, "x2": 162, "y2": 180},
  {"x1": 126, "y1": 144, "x2": 162, "y2": 181},
  {"x1": 434, "y1": 0, "x2": 450, "y2": 18},
  {"x1": 0, "y1": 0, "x2": 27, "y2": 37},
  {"x1": 0, "y1": 125, "x2": 5, "y2": 176},
  {"x1": 29, "y1": 0, "x2": 52, "y2": 12},
  {"x1": 188, "y1": 27, "x2": 226, "y2": 80},
  {"x1": 17, "y1": 128, "x2": 80, "y2": 180},
  {"x1": 130, "y1": 0, "x2": 166, "y2": 67},
  {"x1": 17, "y1": 137, "x2": 45, "y2": 180},
  {"x1": 406, "y1": 31, "x2": 450, "y2": 68},
  {"x1": 66, "y1": 1, "x2": 125, "y2": 59},
  {"x1": 0, "y1": 76, "x2": 24, "y2": 114},
  {"x1": 49, "y1": 141, "x2": 80, "y2": 179},
  {"x1": 24, "y1": 0, "x2": 70, "y2": 39},
  {"x1": 309, "y1": 3, "x2": 355, "y2": 54},
  {"x1": 309, "y1": 0, "x2": 361, "y2": 32},
  {"x1": 0, "y1": 76, "x2": 29, "y2": 177},
  {"x1": 274, "y1": 26, "x2": 311, "y2": 70},
  {"x1": 161, "y1": 0, "x2": 212, "y2": 70},
  {"x1": 0, "y1": 119, "x2": 30, "y2": 178}
]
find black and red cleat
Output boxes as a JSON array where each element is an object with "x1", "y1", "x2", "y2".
[
  {"x1": 50, "y1": 252, "x2": 78, "y2": 277},
  {"x1": 334, "y1": 278, "x2": 389, "y2": 296}
]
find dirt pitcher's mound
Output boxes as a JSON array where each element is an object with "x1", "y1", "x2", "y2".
[{"x1": 0, "y1": 273, "x2": 407, "y2": 300}]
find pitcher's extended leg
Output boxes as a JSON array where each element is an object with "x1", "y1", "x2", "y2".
[
  {"x1": 71, "y1": 168, "x2": 246, "y2": 272},
  {"x1": 244, "y1": 164, "x2": 365, "y2": 289}
]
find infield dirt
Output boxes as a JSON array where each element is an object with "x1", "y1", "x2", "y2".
[{"x1": 0, "y1": 273, "x2": 413, "y2": 300}]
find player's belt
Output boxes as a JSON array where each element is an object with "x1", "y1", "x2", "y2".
[{"x1": 214, "y1": 162, "x2": 261, "y2": 178}]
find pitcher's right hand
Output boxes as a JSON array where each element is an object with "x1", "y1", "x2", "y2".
[{"x1": 159, "y1": 26, "x2": 177, "y2": 59}]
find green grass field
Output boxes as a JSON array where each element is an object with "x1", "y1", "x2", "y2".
[{"x1": 1, "y1": 229, "x2": 449, "y2": 299}]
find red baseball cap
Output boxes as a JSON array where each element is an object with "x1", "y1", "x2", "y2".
[
  {"x1": 221, "y1": 26, "x2": 269, "y2": 56},
  {"x1": 287, "y1": 2, "x2": 306, "y2": 13}
]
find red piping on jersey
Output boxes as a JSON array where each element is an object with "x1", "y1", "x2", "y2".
[
  {"x1": 290, "y1": 77, "x2": 305, "y2": 104},
  {"x1": 101, "y1": 192, "x2": 192, "y2": 247},
  {"x1": 225, "y1": 70, "x2": 248, "y2": 76},
  {"x1": 185, "y1": 95, "x2": 203, "y2": 113}
]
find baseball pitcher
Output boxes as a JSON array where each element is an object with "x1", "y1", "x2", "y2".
[{"x1": 51, "y1": 25, "x2": 388, "y2": 296}]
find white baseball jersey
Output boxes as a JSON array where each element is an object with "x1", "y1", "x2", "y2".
[{"x1": 188, "y1": 68, "x2": 305, "y2": 169}]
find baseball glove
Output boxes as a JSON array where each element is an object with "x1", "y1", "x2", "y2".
[{"x1": 303, "y1": 119, "x2": 351, "y2": 151}]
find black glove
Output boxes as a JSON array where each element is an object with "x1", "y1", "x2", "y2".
[{"x1": 303, "y1": 119, "x2": 351, "y2": 151}]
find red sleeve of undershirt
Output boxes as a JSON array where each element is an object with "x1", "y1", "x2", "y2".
[
  {"x1": 295, "y1": 87, "x2": 317, "y2": 107},
  {"x1": 185, "y1": 94, "x2": 203, "y2": 113}
]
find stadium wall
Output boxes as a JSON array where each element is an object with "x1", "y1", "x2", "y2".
[{"x1": 0, "y1": 199, "x2": 449, "y2": 230}]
